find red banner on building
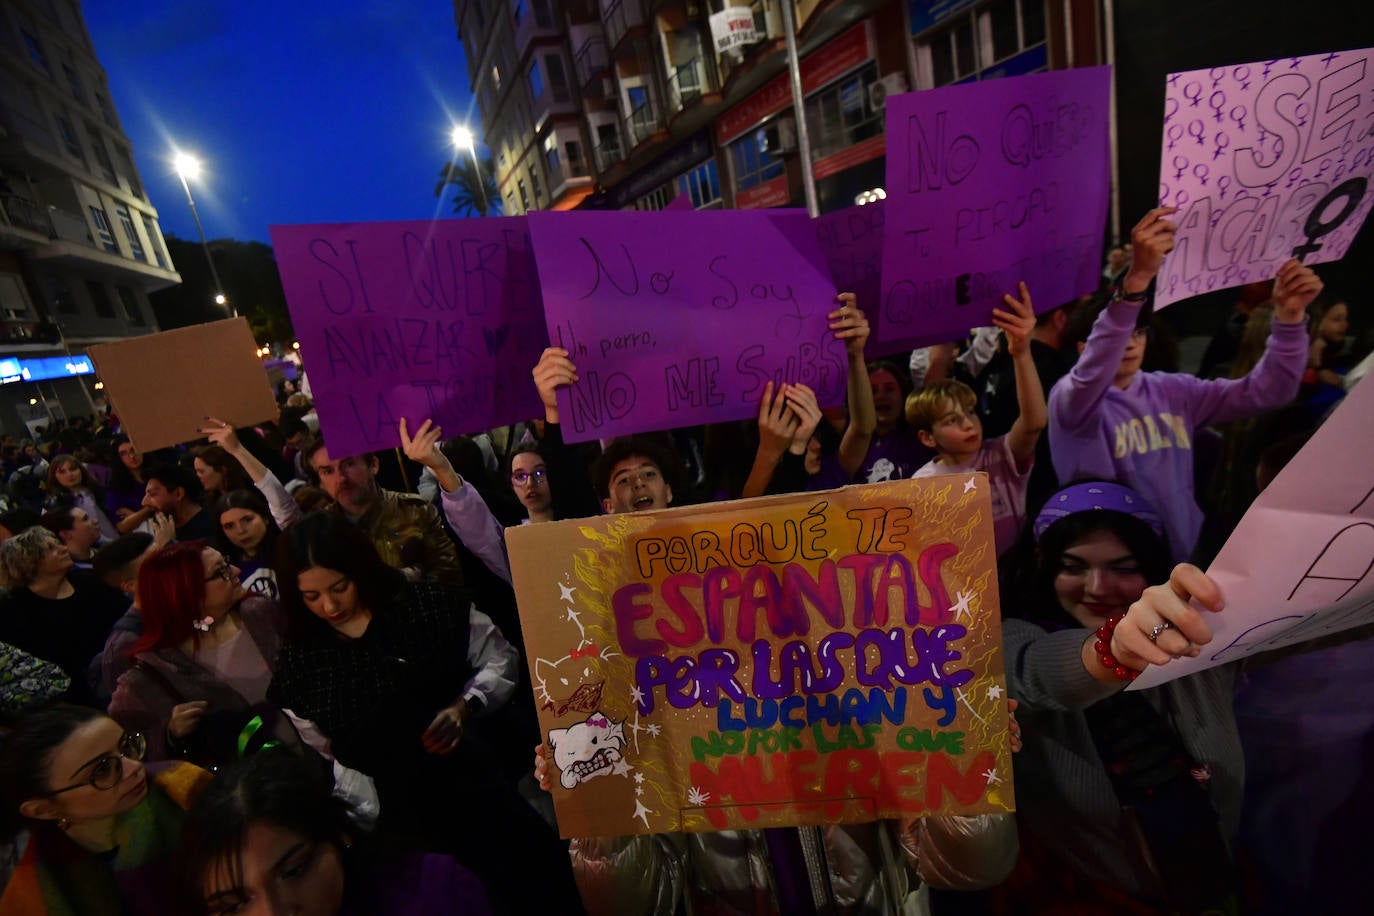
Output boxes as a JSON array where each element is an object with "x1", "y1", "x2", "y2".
[
  {"x1": 716, "y1": 21, "x2": 874, "y2": 145},
  {"x1": 734, "y1": 175, "x2": 791, "y2": 209},
  {"x1": 813, "y1": 134, "x2": 886, "y2": 181}
]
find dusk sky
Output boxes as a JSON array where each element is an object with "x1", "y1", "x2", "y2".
[{"x1": 83, "y1": 1, "x2": 478, "y2": 244}]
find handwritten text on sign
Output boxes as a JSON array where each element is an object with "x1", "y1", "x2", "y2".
[
  {"x1": 528, "y1": 210, "x2": 843, "y2": 443},
  {"x1": 1154, "y1": 48, "x2": 1374, "y2": 309},
  {"x1": 814, "y1": 200, "x2": 893, "y2": 353},
  {"x1": 881, "y1": 67, "x2": 1111, "y2": 350},
  {"x1": 507, "y1": 477, "x2": 1014, "y2": 837},
  {"x1": 270, "y1": 219, "x2": 547, "y2": 458}
]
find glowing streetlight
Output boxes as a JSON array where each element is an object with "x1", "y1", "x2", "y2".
[
  {"x1": 173, "y1": 149, "x2": 234, "y2": 317},
  {"x1": 450, "y1": 125, "x2": 490, "y2": 216}
]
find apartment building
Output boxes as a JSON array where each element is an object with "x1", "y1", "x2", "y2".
[
  {"x1": 453, "y1": 1, "x2": 1100, "y2": 215},
  {"x1": 0, "y1": 0, "x2": 178, "y2": 436}
]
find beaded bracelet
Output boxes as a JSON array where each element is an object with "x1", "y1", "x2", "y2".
[{"x1": 1094, "y1": 614, "x2": 1140, "y2": 681}]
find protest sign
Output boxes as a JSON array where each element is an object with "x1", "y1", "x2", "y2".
[
  {"x1": 528, "y1": 210, "x2": 843, "y2": 443},
  {"x1": 1154, "y1": 48, "x2": 1374, "y2": 309},
  {"x1": 814, "y1": 200, "x2": 892, "y2": 352},
  {"x1": 88, "y1": 318, "x2": 276, "y2": 452},
  {"x1": 881, "y1": 67, "x2": 1110, "y2": 351},
  {"x1": 1132, "y1": 376, "x2": 1374, "y2": 689},
  {"x1": 270, "y1": 218, "x2": 547, "y2": 459},
  {"x1": 507, "y1": 476, "x2": 1014, "y2": 837}
]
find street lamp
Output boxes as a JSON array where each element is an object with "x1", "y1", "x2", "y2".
[
  {"x1": 173, "y1": 151, "x2": 235, "y2": 317},
  {"x1": 450, "y1": 125, "x2": 490, "y2": 216}
]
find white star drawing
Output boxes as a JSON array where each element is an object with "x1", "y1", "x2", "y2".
[
  {"x1": 963, "y1": 476, "x2": 977, "y2": 493},
  {"x1": 686, "y1": 786, "x2": 711, "y2": 806},
  {"x1": 645, "y1": 723, "x2": 661, "y2": 737},
  {"x1": 635, "y1": 786, "x2": 644, "y2": 796},
  {"x1": 632, "y1": 799, "x2": 653, "y2": 829},
  {"x1": 955, "y1": 688, "x2": 987, "y2": 724},
  {"x1": 951, "y1": 590, "x2": 974, "y2": 620},
  {"x1": 986, "y1": 684, "x2": 1003, "y2": 701},
  {"x1": 558, "y1": 582, "x2": 577, "y2": 603},
  {"x1": 982, "y1": 767, "x2": 1002, "y2": 786},
  {"x1": 633, "y1": 772, "x2": 645, "y2": 784},
  {"x1": 630, "y1": 685, "x2": 645, "y2": 707},
  {"x1": 612, "y1": 758, "x2": 633, "y2": 777}
]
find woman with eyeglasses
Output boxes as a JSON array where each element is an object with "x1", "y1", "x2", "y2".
[
  {"x1": 107, "y1": 541, "x2": 303, "y2": 768},
  {"x1": 507, "y1": 444, "x2": 555, "y2": 524},
  {"x1": 0, "y1": 704, "x2": 212, "y2": 915}
]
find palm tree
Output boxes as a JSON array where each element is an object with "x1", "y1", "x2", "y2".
[{"x1": 435, "y1": 155, "x2": 502, "y2": 217}]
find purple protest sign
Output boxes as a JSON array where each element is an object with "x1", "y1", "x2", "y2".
[
  {"x1": 881, "y1": 67, "x2": 1110, "y2": 351},
  {"x1": 527, "y1": 210, "x2": 843, "y2": 442},
  {"x1": 813, "y1": 200, "x2": 892, "y2": 352},
  {"x1": 1154, "y1": 48, "x2": 1374, "y2": 309},
  {"x1": 270, "y1": 218, "x2": 546, "y2": 458}
]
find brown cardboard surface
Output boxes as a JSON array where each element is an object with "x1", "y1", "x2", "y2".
[
  {"x1": 88, "y1": 318, "x2": 278, "y2": 452},
  {"x1": 507, "y1": 476, "x2": 1014, "y2": 838}
]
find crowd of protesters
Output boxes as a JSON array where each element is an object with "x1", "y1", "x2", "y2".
[{"x1": 0, "y1": 206, "x2": 1369, "y2": 915}]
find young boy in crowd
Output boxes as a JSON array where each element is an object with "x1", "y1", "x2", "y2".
[
  {"x1": 1049, "y1": 206, "x2": 1323, "y2": 562},
  {"x1": 907, "y1": 282, "x2": 1045, "y2": 556}
]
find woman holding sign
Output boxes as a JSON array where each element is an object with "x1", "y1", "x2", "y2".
[{"x1": 1000, "y1": 481, "x2": 1243, "y2": 913}]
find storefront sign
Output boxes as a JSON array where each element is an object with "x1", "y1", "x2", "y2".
[
  {"x1": 717, "y1": 22, "x2": 874, "y2": 145},
  {"x1": 735, "y1": 175, "x2": 792, "y2": 209},
  {"x1": 909, "y1": 0, "x2": 980, "y2": 37}
]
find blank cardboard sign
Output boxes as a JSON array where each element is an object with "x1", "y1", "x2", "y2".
[{"x1": 88, "y1": 318, "x2": 278, "y2": 452}]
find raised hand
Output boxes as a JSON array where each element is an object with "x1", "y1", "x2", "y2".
[
  {"x1": 1122, "y1": 207, "x2": 1178, "y2": 294},
  {"x1": 757, "y1": 381, "x2": 800, "y2": 461},
  {"x1": 992, "y1": 282, "x2": 1036, "y2": 357},
  {"x1": 1273, "y1": 258, "x2": 1324, "y2": 324},
  {"x1": 199, "y1": 417, "x2": 241, "y2": 452},
  {"x1": 532, "y1": 347, "x2": 578, "y2": 423},
  {"x1": 784, "y1": 383, "x2": 823, "y2": 455},
  {"x1": 828, "y1": 293, "x2": 870, "y2": 359},
  {"x1": 399, "y1": 418, "x2": 448, "y2": 472},
  {"x1": 1110, "y1": 563, "x2": 1223, "y2": 671}
]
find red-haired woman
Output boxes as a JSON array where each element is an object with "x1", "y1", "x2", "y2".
[{"x1": 107, "y1": 541, "x2": 300, "y2": 766}]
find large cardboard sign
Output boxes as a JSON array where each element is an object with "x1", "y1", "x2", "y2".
[
  {"x1": 528, "y1": 210, "x2": 844, "y2": 443},
  {"x1": 1155, "y1": 48, "x2": 1374, "y2": 309},
  {"x1": 270, "y1": 218, "x2": 547, "y2": 459},
  {"x1": 1133, "y1": 376, "x2": 1374, "y2": 689},
  {"x1": 881, "y1": 67, "x2": 1111, "y2": 350},
  {"x1": 507, "y1": 476, "x2": 1014, "y2": 837},
  {"x1": 88, "y1": 318, "x2": 277, "y2": 452}
]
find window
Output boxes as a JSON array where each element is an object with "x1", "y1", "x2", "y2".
[
  {"x1": 513, "y1": 0, "x2": 525, "y2": 23},
  {"x1": 529, "y1": 165, "x2": 543, "y2": 206},
  {"x1": 566, "y1": 139, "x2": 586, "y2": 175},
  {"x1": 804, "y1": 62, "x2": 882, "y2": 160},
  {"x1": 491, "y1": 64, "x2": 502, "y2": 91},
  {"x1": 918, "y1": 0, "x2": 1048, "y2": 88},
  {"x1": 544, "y1": 53, "x2": 570, "y2": 103},
  {"x1": 94, "y1": 91, "x2": 117, "y2": 128},
  {"x1": 596, "y1": 122, "x2": 620, "y2": 153},
  {"x1": 120, "y1": 149, "x2": 143, "y2": 198},
  {"x1": 729, "y1": 133, "x2": 784, "y2": 191},
  {"x1": 141, "y1": 215, "x2": 167, "y2": 267},
  {"x1": 528, "y1": 59, "x2": 544, "y2": 100},
  {"x1": 532, "y1": 0, "x2": 553, "y2": 28},
  {"x1": 115, "y1": 207, "x2": 144, "y2": 260},
  {"x1": 116, "y1": 286, "x2": 144, "y2": 325},
  {"x1": 21, "y1": 28, "x2": 52, "y2": 75},
  {"x1": 634, "y1": 185, "x2": 672, "y2": 211},
  {"x1": 63, "y1": 63, "x2": 86, "y2": 103},
  {"x1": 87, "y1": 205, "x2": 117, "y2": 252},
  {"x1": 676, "y1": 160, "x2": 722, "y2": 209},
  {"x1": 85, "y1": 280, "x2": 116, "y2": 317},
  {"x1": 517, "y1": 178, "x2": 530, "y2": 210},
  {"x1": 0, "y1": 273, "x2": 35, "y2": 320},
  {"x1": 55, "y1": 114, "x2": 83, "y2": 160},
  {"x1": 87, "y1": 123, "x2": 115, "y2": 181},
  {"x1": 543, "y1": 133, "x2": 561, "y2": 177}
]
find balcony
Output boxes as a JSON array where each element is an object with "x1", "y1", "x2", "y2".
[
  {"x1": 575, "y1": 37, "x2": 608, "y2": 88},
  {"x1": 666, "y1": 56, "x2": 707, "y2": 115},
  {"x1": 603, "y1": 0, "x2": 646, "y2": 53},
  {"x1": 0, "y1": 194, "x2": 53, "y2": 243},
  {"x1": 593, "y1": 136, "x2": 624, "y2": 173},
  {"x1": 514, "y1": 0, "x2": 558, "y2": 56},
  {"x1": 625, "y1": 96, "x2": 664, "y2": 148}
]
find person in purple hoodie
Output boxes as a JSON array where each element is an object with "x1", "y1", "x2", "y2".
[
  {"x1": 1049, "y1": 206, "x2": 1323, "y2": 562},
  {"x1": 177, "y1": 749, "x2": 491, "y2": 916}
]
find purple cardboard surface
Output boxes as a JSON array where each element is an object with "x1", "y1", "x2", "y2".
[
  {"x1": 528, "y1": 210, "x2": 843, "y2": 442},
  {"x1": 881, "y1": 67, "x2": 1111, "y2": 350},
  {"x1": 270, "y1": 218, "x2": 547, "y2": 458},
  {"x1": 814, "y1": 201, "x2": 893, "y2": 353},
  {"x1": 1154, "y1": 48, "x2": 1374, "y2": 309}
]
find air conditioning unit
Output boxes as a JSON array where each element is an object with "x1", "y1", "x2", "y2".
[
  {"x1": 868, "y1": 73, "x2": 910, "y2": 111},
  {"x1": 759, "y1": 116, "x2": 797, "y2": 155}
]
